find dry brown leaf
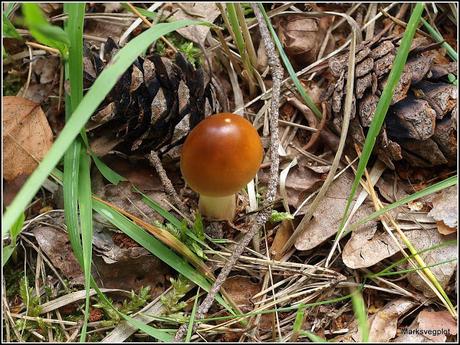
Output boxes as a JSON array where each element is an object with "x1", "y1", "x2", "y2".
[
  {"x1": 339, "y1": 298, "x2": 416, "y2": 342},
  {"x1": 394, "y1": 309, "x2": 457, "y2": 342},
  {"x1": 259, "y1": 158, "x2": 323, "y2": 211},
  {"x1": 275, "y1": 14, "x2": 334, "y2": 68},
  {"x1": 222, "y1": 276, "x2": 262, "y2": 313},
  {"x1": 170, "y1": 3, "x2": 220, "y2": 46},
  {"x1": 368, "y1": 299, "x2": 416, "y2": 342},
  {"x1": 295, "y1": 171, "x2": 376, "y2": 251},
  {"x1": 33, "y1": 226, "x2": 84, "y2": 285},
  {"x1": 436, "y1": 221, "x2": 457, "y2": 235},
  {"x1": 3, "y1": 96, "x2": 54, "y2": 181},
  {"x1": 270, "y1": 219, "x2": 294, "y2": 260},
  {"x1": 427, "y1": 186, "x2": 457, "y2": 228}
]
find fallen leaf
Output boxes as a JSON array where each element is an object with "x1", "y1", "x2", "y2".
[
  {"x1": 170, "y1": 3, "x2": 220, "y2": 46},
  {"x1": 33, "y1": 226, "x2": 85, "y2": 285},
  {"x1": 368, "y1": 299, "x2": 416, "y2": 342},
  {"x1": 270, "y1": 219, "x2": 294, "y2": 260},
  {"x1": 427, "y1": 186, "x2": 457, "y2": 228},
  {"x1": 275, "y1": 14, "x2": 334, "y2": 69},
  {"x1": 3, "y1": 96, "x2": 54, "y2": 181},
  {"x1": 222, "y1": 276, "x2": 262, "y2": 313},
  {"x1": 3, "y1": 173, "x2": 29, "y2": 207},
  {"x1": 261, "y1": 157, "x2": 323, "y2": 212},
  {"x1": 436, "y1": 221, "x2": 457, "y2": 235},
  {"x1": 295, "y1": 171, "x2": 376, "y2": 251},
  {"x1": 339, "y1": 298, "x2": 416, "y2": 342},
  {"x1": 395, "y1": 309, "x2": 457, "y2": 342}
]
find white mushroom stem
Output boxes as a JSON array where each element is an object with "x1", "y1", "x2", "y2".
[{"x1": 198, "y1": 194, "x2": 236, "y2": 221}]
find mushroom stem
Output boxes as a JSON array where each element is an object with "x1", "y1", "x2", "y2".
[{"x1": 199, "y1": 194, "x2": 236, "y2": 221}]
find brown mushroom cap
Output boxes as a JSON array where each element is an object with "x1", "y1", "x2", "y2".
[{"x1": 180, "y1": 113, "x2": 263, "y2": 197}]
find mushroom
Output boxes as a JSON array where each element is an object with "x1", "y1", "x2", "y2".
[{"x1": 180, "y1": 113, "x2": 263, "y2": 221}]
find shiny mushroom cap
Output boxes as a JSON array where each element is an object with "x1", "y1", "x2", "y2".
[{"x1": 180, "y1": 113, "x2": 263, "y2": 197}]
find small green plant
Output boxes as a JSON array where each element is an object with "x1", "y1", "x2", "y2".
[
  {"x1": 19, "y1": 276, "x2": 42, "y2": 317},
  {"x1": 269, "y1": 210, "x2": 294, "y2": 223},
  {"x1": 160, "y1": 275, "x2": 192, "y2": 322},
  {"x1": 93, "y1": 286, "x2": 152, "y2": 326},
  {"x1": 155, "y1": 33, "x2": 203, "y2": 67},
  {"x1": 3, "y1": 213, "x2": 25, "y2": 267},
  {"x1": 15, "y1": 276, "x2": 45, "y2": 339},
  {"x1": 158, "y1": 213, "x2": 207, "y2": 260}
]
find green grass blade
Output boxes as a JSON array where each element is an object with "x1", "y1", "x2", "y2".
[
  {"x1": 258, "y1": 4, "x2": 322, "y2": 119},
  {"x1": 22, "y1": 3, "x2": 70, "y2": 58},
  {"x1": 90, "y1": 153, "x2": 126, "y2": 185},
  {"x1": 291, "y1": 303, "x2": 306, "y2": 340},
  {"x1": 3, "y1": 13, "x2": 22, "y2": 39},
  {"x1": 348, "y1": 175, "x2": 457, "y2": 233},
  {"x1": 77, "y1": 150, "x2": 93, "y2": 342},
  {"x1": 4, "y1": 3, "x2": 18, "y2": 17},
  {"x1": 92, "y1": 199, "x2": 233, "y2": 314},
  {"x1": 421, "y1": 18, "x2": 457, "y2": 61},
  {"x1": 302, "y1": 331, "x2": 327, "y2": 342},
  {"x1": 185, "y1": 288, "x2": 200, "y2": 342},
  {"x1": 351, "y1": 289, "x2": 369, "y2": 342},
  {"x1": 226, "y1": 3, "x2": 246, "y2": 60},
  {"x1": 62, "y1": 125, "x2": 83, "y2": 265},
  {"x1": 2, "y1": 19, "x2": 208, "y2": 236},
  {"x1": 337, "y1": 3, "x2": 425, "y2": 240},
  {"x1": 2, "y1": 245, "x2": 16, "y2": 267},
  {"x1": 2, "y1": 212, "x2": 25, "y2": 267},
  {"x1": 133, "y1": 186, "x2": 183, "y2": 229}
]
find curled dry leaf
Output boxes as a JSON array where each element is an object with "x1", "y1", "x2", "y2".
[
  {"x1": 3, "y1": 96, "x2": 53, "y2": 181},
  {"x1": 339, "y1": 298, "x2": 416, "y2": 342},
  {"x1": 170, "y1": 3, "x2": 221, "y2": 46},
  {"x1": 427, "y1": 185, "x2": 457, "y2": 229},
  {"x1": 394, "y1": 309, "x2": 457, "y2": 342},
  {"x1": 275, "y1": 14, "x2": 333, "y2": 69},
  {"x1": 343, "y1": 218, "x2": 454, "y2": 271},
  {"x1": 295, "y1": 171, "x2": 376, "y2": 251}
]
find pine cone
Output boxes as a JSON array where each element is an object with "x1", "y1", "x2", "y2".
[
  {"x1": 83, "y1": 38, "x2": 222, "y2": 157},
  {"x1": 325, "y1": 35, "x2": 457, "y2": 169}
]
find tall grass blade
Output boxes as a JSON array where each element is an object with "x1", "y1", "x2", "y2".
[
  {"x1": 185, "y1": 288, "x2": 200, "y2": 342},
  {"x1": 421, "y1": 18, "x2": 458, "y2": 61},
  {"x1": 77, "y1": 150, "x2": 93, "y2": 342},
  {"x1": 22, "y1": 3, "x2": 70, "y2": 58},
  {"x1": 351, "y1": 289, "x2": 369, "y2": 342}
]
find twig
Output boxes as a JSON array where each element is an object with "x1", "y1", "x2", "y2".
[
  {"x1": 173, "y1": 3, "x2": 282, "y2": 341},
  {"x1": 147, "y1": 151, "x2": 189, "y2": 217}
]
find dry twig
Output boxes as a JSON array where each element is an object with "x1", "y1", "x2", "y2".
[
  {"x1": 173, "y1": 3, "x2": 282, "y2": 340},
  {"x1": 147, "y1": 151, "x2": 189, "y2": 217}
]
